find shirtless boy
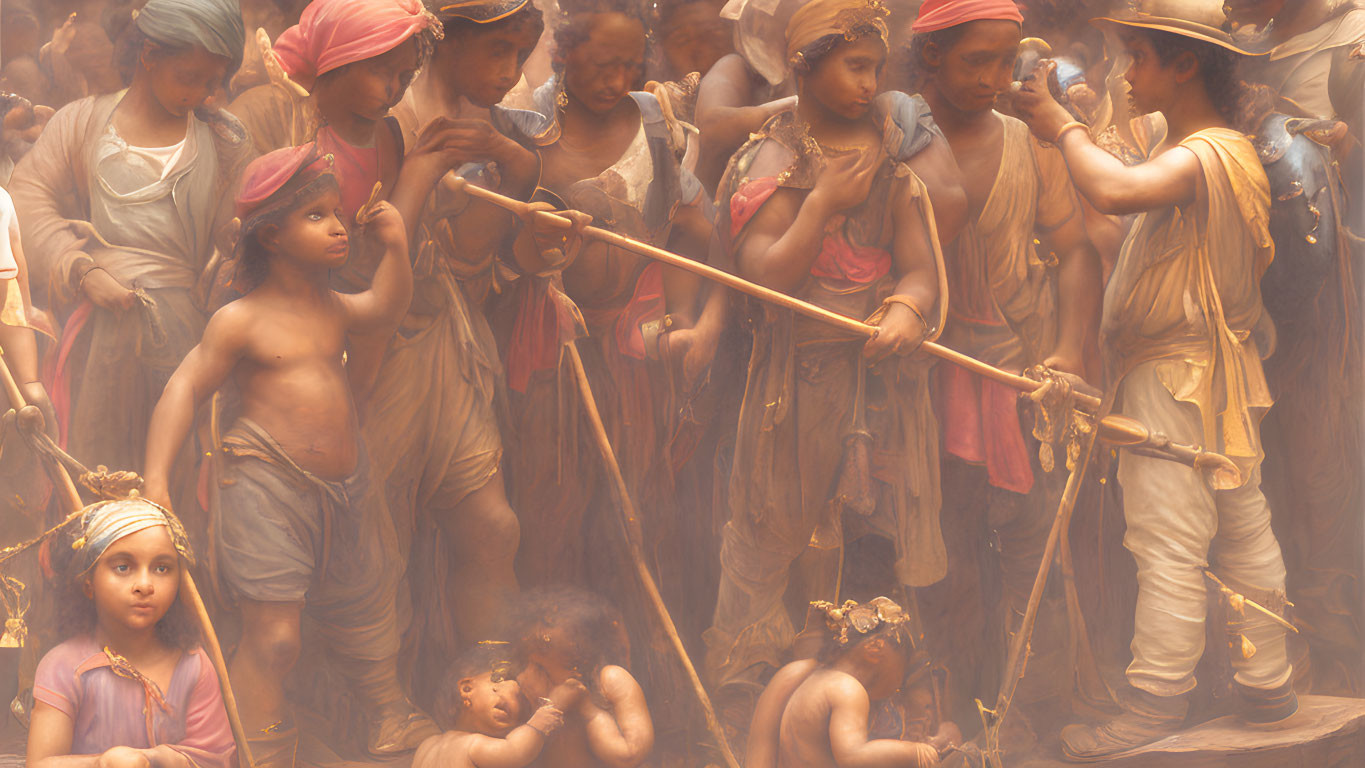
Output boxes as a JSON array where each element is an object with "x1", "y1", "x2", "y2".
[
  {"x1": 414, "y1": 643, "x2": 567, "y2": 768},
  {"x1": 772, "y1": 598, "x2": 944, "y2": 768},
  {"x1": 142, "y1": 145, "x2": 427, "y2": 763}
]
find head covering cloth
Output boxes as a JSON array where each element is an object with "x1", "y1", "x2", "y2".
[
  {"x1": 234, "y1": 144, "x2": 337, "y2": 227},
  {"x1": 132, "y1": 0, "x2": 247, "y2": 79},
  {"x1": 436, "y1": 0, "x2": 533, "y2": 23},
  {"x1": 785, "y1": 0, "x2": 891, "y2": 71},
  {"x1": 910, "y1": 0, "x2": 1023, "y2": 34},
  {"x1": 272, "y1": 0, "x2": 442, "y2": 90},
  {"x1": 71, "y1": 499, "x2": 194, "y2": 575}
]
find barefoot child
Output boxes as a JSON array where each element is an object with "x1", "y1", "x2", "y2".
[
  {"x1": 414, "y1": 643, "x2": 567, "y2": 768},
  {"x1": 141, "y1": 145, "x2": 426, "y2": 764},
  {"x1": 773, "y1": 598, "x2": 943, "y2": 768},
  {"x1": 1013, "y1": 0, "x2": 1295, "y2": 757},
  {"x1": 511, "y1": 587, "x2": 654, "y2": 768},
  {"x1": 26, "y1": 499, "x2": 235, "y2": 768}
]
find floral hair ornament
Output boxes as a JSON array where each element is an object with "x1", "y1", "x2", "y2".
[
  {"x1": 785, "y1": 0, "x2": 891, "y2": 71},
  {"x1": 811, "y1": 595, "x2": 910, "y2": 646}
]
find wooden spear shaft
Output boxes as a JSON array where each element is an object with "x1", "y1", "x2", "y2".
[
  {"x1": 456, "y1": 179, "x2": 1099, "y2": 406},
  {"x1": 0, "y1": 349, "x2": 256, "y2": 768},
  {"x1": 565, "y1": 342, "x2": 743, "y2": 768}
]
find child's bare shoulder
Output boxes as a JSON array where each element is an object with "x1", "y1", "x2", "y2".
[
  {"x1": 413, "y1": 730, "x2": 476, "y2": 768},
  {"x1": 598, "y1": 664, "x2": 644, "y2": 698}
]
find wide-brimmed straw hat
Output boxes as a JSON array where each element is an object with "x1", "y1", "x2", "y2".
[{"x1": 1093, "y1": 0, "x2": 1264, "y2": 56}]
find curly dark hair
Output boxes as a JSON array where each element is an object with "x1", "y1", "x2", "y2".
[
  {"x1": 49, "y1": 523, "x2": 199, "y2": 652},
  {"x1": 552, "y1": 0, "x2": 649, "y2": 63},
  {"x1": 432, "y1": 642, "x2": 523, "y2": 730},
  {"x1": 506, "y1": 586, "x2": 629, "y2": 695},
  {"x1": 1141, "y1": 28, "x2": 1271, "y2": 134}
]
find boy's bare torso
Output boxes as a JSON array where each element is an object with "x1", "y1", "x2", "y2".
[
  {"x1": 228, "y1": 286, "x2": 361, "y2": 479},
  {"x1": 778, "y1": 668, "x2": 855, "y2": 768}
]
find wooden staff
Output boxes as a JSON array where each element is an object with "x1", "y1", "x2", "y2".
[
  {"x1": 565, "y1": 342, "x2": 742, "y2": 768},
  {"x1": 452, "y1": 178, "x2": 1239, "y2": 479},
  {"x1": 0, "y1": 349, "x2": 256, "y2": 768}
]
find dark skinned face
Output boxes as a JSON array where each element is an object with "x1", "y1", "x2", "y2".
[
  {"x1": 562, "y1": 12, "x2": 646, "y2": 115},
  {"x1": 1119, "y1": 31, "x2": 1183, "y2": 117},
  {"x1": 803, "y1": 36, "x2": 886, "y2": 121},
  {"x1": 142, "y1": 45, "x2": 231, "y2": 118},
  {"x1": 318, "y1": 38, "x2": 420, "y2": 122},
  {"x1": 659, "y1": 1, "x2": 732, "y2": 77},
  {"x1": 441, "y1": 24, "x2": 539, "y2": 108},
  {"x1": 925, "y1": 19, "x2": 1021, "y2": 115},
  {"x1": 261, "y1": 184, "x2": 350, "y2": 272}
]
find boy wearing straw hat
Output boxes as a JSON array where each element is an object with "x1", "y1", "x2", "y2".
[{"x1": 1014, "y1": 0, "x2": 1296, "y2": 757}]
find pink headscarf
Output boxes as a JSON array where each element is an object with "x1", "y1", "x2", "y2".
[
  {"x1": 911, "y1": 0, "x2": 1023, "y2": 33},
  {"x1": 272, "y1": 0, "x2": 439, "y2": 89},
  {"x1": 235, "y1": 144, "x2": 334, "y2": 221}
]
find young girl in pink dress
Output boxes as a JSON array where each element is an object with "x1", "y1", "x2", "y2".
[{"x1": 26, "y1": 499, "x2": 234, "y2": 768}]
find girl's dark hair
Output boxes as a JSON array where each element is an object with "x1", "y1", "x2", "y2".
[
  {"x1": 507, "y1": 586, "x2": 628, "y2": 694},
  {"x1": 552, "y1": 0, "x2": 649, "y2": 62},
  {"x1": 1141, "y1": 28, "x2": 1272, "y2": 133},
  {"x1": 815, "y1": 621, "x2": 908, "y2": 665},
  {"x1": 433, "y1": 642, "x2": 522, "y2": 730},
  {"x1": 903, "y1": 24, "x2": 971, "y2": 91},
  {"x1": 50, "y1": 524, "x2": 198, "y2": 651},
  {"x1": 235, "y1": 173, "x2": 340, "y2": 291}
]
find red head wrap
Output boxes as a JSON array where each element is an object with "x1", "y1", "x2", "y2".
[
  {"x1": 911, "y1": 0, "x2": 1024, "y2": 33},
  {"x1": 272, "y1": 0, "x2": 439, "y2": 89},
  {"x1": 235, "y1": 145, "x2": 335, "y2": 222}
]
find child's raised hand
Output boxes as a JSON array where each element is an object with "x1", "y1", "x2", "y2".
[
  {"x1": 1010, "y1": 61, "x2": 1075, "y2": 144},
  {"x1": 527, "y1": 702, "x2": 565, "y2": 737},
  {"x1": 357, "y1": 199, "x2": 406, "y2": 249}
]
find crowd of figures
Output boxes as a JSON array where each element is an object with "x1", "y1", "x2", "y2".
[{"x1": 0, "y1": 0, "x2": 1362, "y2": 766}]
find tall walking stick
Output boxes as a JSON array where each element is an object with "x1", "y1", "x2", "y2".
[
  {"x1": 564, "y1": 342, "x2": 743, "y2": 768},
  {"x1": 0, "y1": 349, "x2": 256, "y2": 768}
]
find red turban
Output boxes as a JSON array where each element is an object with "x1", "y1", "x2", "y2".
[
  {"x1": 272, "y1": 0, "x2": 438, "y2": 89},
  {"x1": 235, "y1": 145, "x2": 334, "y2": 222},
  {"x1": 911, "y1": 0, "x2": 1024, "y2": 33}
]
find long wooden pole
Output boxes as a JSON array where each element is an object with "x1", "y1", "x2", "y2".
[
  {"x1": 0, "y1": 349, "x2": 255, "y2": 768},
  {"x1": 565, "y1": 342, "x2": 743, "y2": 768}
]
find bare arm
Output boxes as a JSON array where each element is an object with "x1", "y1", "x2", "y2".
[
  {"x1": 581, "y1": 666, "x2": 654, "y2": 768},
  {"x1": 1039, "y1": 208, "x2": 1101, "y2": 377},
  {"x1": 696, "y1": 55, "x2": 795, "y2": 188},
  {"x1": 142, "y1": 305, "x2": 249, "y2": 508},
  {"x1": 904, "y1": 134, "x2": 968, "y2": 247},
  {"x1": 746, "y1": 660, "x2": 819, "y2": 768},
  {"x1": 1012, "y1": 69, "x2": 1199, "y2": 215},
  {"x1": 827, "y1": 678, "x2": 939, "y2": 768},
  {"x1": 862, "y1": 175, "x2": 941, "y2": 363},
  {"x1": 338, "y1": 201, "x2": 413, "y2": 333},
  {"x1": 465, "y1": 727, "x2": 548, "y2": 768}
]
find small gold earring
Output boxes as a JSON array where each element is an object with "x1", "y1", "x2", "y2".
[{"x1": 556, "y1": 90, "x2": 569, "y2": 110}]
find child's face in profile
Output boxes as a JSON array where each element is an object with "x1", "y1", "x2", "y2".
[
  {"x1": 461, "y1": 670, "x2": 526, "y2": 736},
  {"x1": 267, "y1": 184, "x2": 350, "y2": 271},
  {"x1": 1120, "y1": 31, "x2": 1178, "y2": 117},
  {"x1": 85, "y1": 526, "x2": 180, "y2": 637}
]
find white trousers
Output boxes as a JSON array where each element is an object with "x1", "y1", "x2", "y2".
[{"x1": 1117, "y1": 362, "x2": 1292, "y2": 697}]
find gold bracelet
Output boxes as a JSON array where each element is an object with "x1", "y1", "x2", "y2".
[
  {"x1": 1053, "y1": 120, "x2": 1089, "y2": 144},
  {"x1": 882, "y1": 294, "x2": 929, "y2": 333}
]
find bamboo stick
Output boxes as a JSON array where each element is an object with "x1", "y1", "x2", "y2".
[{"x1": 565, "y1": 342, "x2": 743, "y2": 768}]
